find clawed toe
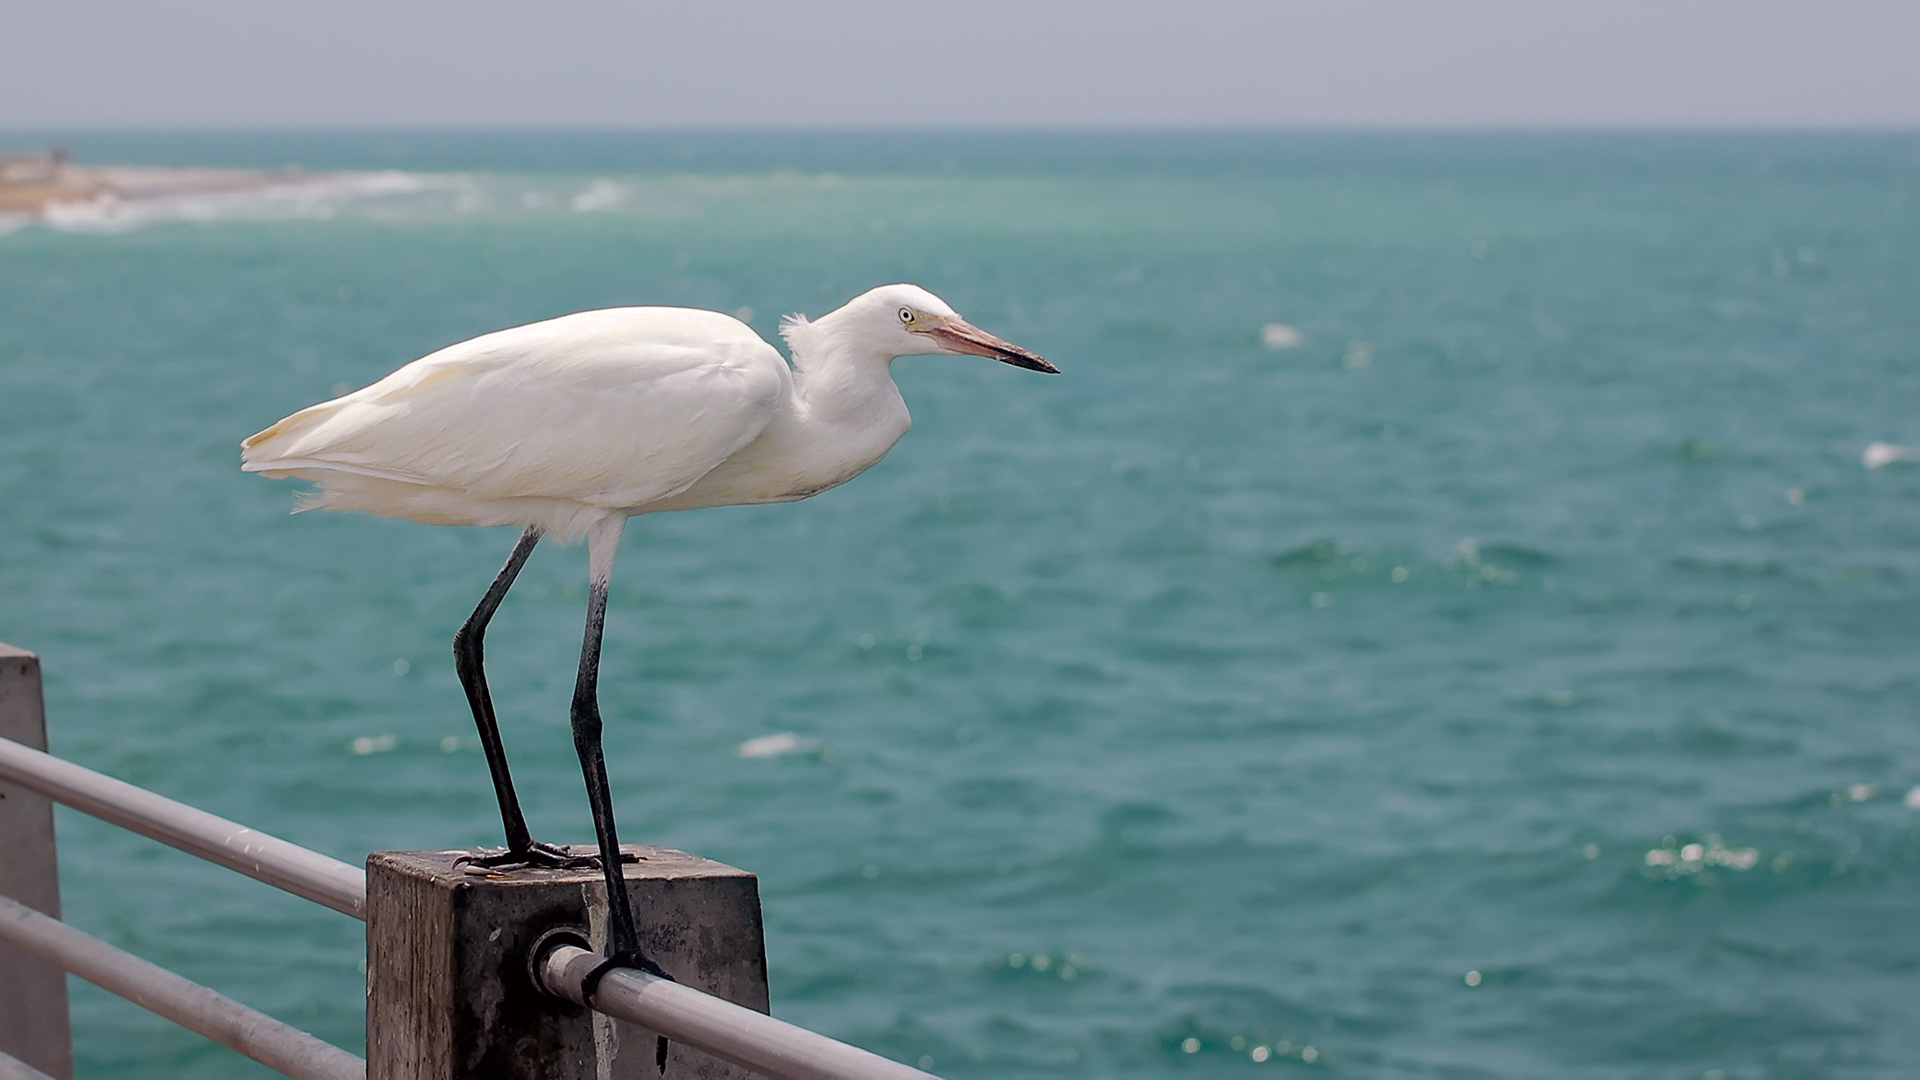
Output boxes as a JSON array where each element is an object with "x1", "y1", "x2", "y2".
[
  {"x1": 456, "y1": 841, "x2": 640, "y2": 873},
  {"x1": 456, "y1": 843, "x2": 593, "y2": 872},
  {"x1": 524, "y1": 841, "x2": 604, "y2": 869}
]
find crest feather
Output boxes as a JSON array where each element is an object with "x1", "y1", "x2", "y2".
[{"x1": 778, "y1": 312, "x2": 817, "y2": 357}]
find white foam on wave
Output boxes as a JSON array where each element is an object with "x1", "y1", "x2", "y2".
[
  {"x1": 1863, "y1": 442, "x2": 1913, "y2": 469},
  {"x1": 1260, "y1": 323, "x2": 1304, "y2": 350},
  {"x1": 570, "y1": 179, "x2": 623, "y2": 213},
  {"x1": 737, "y1": 732, "x2": 820, "y2": 759},
  {"x1": 28, "y1": 170, "x2": 444, "y2": 235}
]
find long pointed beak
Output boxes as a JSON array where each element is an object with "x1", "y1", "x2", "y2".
[{"x1": 923, "y1": 319, "x2": 1059, "y2": 374}]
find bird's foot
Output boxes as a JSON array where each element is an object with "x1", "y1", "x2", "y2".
[
  {"x1": 456, "y1": 841, "x2": 640, "y2": 873},
  {"x1": 577, "y1": 948, "x2": 676, "y2": 1074},
  {"x1": 605, "y1": 948, "x2": 672, "y2": 981}
]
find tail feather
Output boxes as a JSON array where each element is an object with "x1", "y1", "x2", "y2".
[{"x1": 240, "y1": 398, "x2": 348, "y2": 471}]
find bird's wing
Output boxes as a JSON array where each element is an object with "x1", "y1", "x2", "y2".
[{"x1": 242, "y1": 308, "x2": 790, "y2": 509}]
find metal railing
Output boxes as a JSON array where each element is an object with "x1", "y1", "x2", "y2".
[
  {"x1": 0, "y1": 1048, "x2": 59, "y2": 1080},
  {"x1": 0, "y1": 737, "x2": 364, "y2": 919},
  {"x1": 0, "y1": 736, "x2": 368, "y2": 1080},
  {"x1": 0, "y1": 893, "x2": 363, "y2": 1080},
  {"x1": 0, "y1": 731, "x2": 938, "y2": 1080},
  {"x1": 537, "y1": 944, "x2": 930, "y2": 1080},
  {"x1": 0, "y1": 1050, "x2": 58, "y2": 1080}
]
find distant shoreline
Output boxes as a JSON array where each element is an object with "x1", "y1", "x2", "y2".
[{"x1": 0, "y1": 149, "x2": 312, "y2": 217}]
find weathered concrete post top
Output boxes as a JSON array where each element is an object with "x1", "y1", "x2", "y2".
[{"x1": 366, "y1": 845, "x2": 770, "y2": 1080}]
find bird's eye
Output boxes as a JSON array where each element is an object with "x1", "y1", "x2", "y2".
[{"x1": 898, "y1": 307, "x2": 914, "y2": 324}]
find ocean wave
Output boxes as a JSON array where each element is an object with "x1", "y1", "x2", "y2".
[
  {"x1": 15, "y1": 170, "x2": 444, "y2": 234},
  {"x1": 1265, "y1": 536, "x2": 1556, "y2": 593}
]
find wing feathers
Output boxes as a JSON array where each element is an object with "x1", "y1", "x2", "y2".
[{"x1": 243, "y1": 308, "x2": 789, "y2": 513}]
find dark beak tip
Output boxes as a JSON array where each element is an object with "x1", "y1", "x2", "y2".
[{"x1": 1005, "y1": 351, "x2": 1059, "y2": 374}]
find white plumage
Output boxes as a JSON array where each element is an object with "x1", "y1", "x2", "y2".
[
  {"x1": 245, "y1": 284, "x2": 1052, "y2": 540},
  {"x1": 239, "y1": 282, "x2": 1054, "y2": 973}
]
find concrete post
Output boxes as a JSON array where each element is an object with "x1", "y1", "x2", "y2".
[
  {"x1": 367, "y1": 847, "x2": 770, "y2": 1080},
  {"x1": 0, "y1": 644, "x2": 74, "y2": 1080}
]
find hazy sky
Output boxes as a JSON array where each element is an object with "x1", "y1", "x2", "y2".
[{"x1": 4, "y1": 0, "x2": 1917, "y2": 129}]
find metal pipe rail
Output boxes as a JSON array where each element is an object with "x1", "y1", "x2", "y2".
[
  {"x1": 0, "y1": 1048, "x2": 58, "y2": 1080},
  {"x1": 0, "y1": 736, "x2": 365, "y2": 920},
  {"x1": 0, "y1": 894, "x2": 364, "y2": 1080},
  {"x1": 539, "y1": 944, "x2": 935, "y2": 1080},
  {"x1": 0, "y1": 733, "x2": 939, "y2": 1080}
]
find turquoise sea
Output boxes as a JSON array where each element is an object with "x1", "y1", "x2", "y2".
[{"x1": 3, "y1": 133, "x2": 1919, "y2": 1079}]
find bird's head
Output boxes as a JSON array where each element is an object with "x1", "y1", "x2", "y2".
[{"x1": 790, "y1": 284, "x2": 1058, "y2": 374}]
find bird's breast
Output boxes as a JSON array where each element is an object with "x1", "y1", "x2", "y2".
[{"x1": 643, "y1": 386, "x2": 909, "y2": 513}]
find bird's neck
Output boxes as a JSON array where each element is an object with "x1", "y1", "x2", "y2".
[{"x1": 784, "y1": 311, "x2": 902, "y2": 423}]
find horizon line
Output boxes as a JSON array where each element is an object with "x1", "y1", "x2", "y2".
[{"x1": 3, "y1": 123, "x2": 1919, "y2": 137}]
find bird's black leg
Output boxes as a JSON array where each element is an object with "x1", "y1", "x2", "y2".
[
  {"x1": 452, "y1": 527, "x2": 596, "y2": 871},
  {"x1": 569, "y1": 572, "x2": 656, "y2": 967},
  {"x1": 568, "y1": 540, "x2": 674, "y2": 1074}
]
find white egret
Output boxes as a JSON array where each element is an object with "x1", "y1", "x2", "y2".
[{"x1": 242, "y1": 284, "x2": 1054, "y2": 978}]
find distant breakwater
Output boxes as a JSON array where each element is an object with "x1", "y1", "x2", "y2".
[{"x1": 0, "y1": 148, "x2": 311, "y2": 218}]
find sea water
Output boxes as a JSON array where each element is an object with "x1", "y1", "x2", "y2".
[{"x1": 2, "y1": 133, "x2": 1918, "y2": 1078}]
